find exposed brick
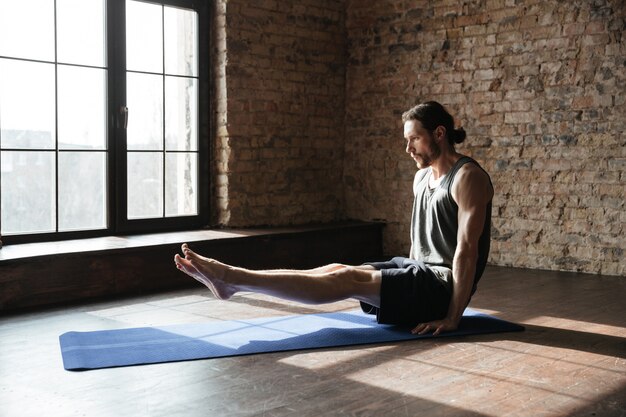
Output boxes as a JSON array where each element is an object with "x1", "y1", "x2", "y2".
[
  {"x1": 344, "y1": 0, "x2": 625, "y2": 276},
  {"x1": 214, "y1": 0, "x2": 345, "y2": 227},
  {"x1": 214, "y1": 0, "x2": 625, "y2": 277},
  {"x1": 608, "y1": 158, "x2": 626, "y2": 171},
  {"x1": 504, "y1": 111, "x2": 540, "y2": 124}
]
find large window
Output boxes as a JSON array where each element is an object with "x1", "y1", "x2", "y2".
[{"x1": 0, "y1": 0, "x2": 209, "y2": 244}]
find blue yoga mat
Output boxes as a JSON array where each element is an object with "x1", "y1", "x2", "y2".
[{"x1": 59, "y1": 308, "x2": 524, "y2": 371}]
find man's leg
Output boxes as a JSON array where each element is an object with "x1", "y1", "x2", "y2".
[
  {"x1": 248, "y1": 263, "x2": 376, "y2": 275},
  {"x1": 174, "y1": 244, "x2": 381, "y2": 307}
]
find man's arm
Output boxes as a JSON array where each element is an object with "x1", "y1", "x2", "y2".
[{"x1": 411, "y1": 163, "x2": 493, "y2": 335}]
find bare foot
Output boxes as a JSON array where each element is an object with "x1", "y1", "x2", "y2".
[{"x1": 174, "y1": 244, "x2": 237, "y2": 300}]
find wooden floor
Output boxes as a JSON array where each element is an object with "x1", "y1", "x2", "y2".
[{"x1": 1, "y1": 266, "x2": 624, "y2": 417}]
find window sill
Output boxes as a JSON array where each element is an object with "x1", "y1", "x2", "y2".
[
  {"x1": 0, "y1": 222, "x2": 384, "y2": 311},
  {"x1": 0, "y1": 228, "x2": 277, "y2": 262},
  {"x1": 0, "y1": 222, "x2": 384, "y2": 262}
]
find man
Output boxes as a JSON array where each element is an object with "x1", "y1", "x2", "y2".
[{"x1": 174, "y1": 101, "x2": 493, "y2": 335}]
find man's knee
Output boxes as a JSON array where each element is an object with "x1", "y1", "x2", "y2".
[
  {"x1": 330, "y1": 267, "x2": 381, "y2": 287},
  {"x1": 331, "y1": 268, "x2": 381, "y2": 306},
  {"x1": 326, "y1": 263, "x2": 347, "y2": 272}
]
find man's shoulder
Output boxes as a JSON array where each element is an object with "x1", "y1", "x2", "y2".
[
  {"x1": 455, "y1": 157, "x2": 491, "y2": 184},
  {"x1": 452, "y1": 159, "x2": 494, "y2": 203}
]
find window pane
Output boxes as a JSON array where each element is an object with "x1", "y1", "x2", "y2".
[
  {"x1": 165, "y1": 76, "x2": 197, "y2": 151},
  {"x1": 126, "y1": 0, "x2": 163, "y2": 73},
  {"x1": 164, "y1": 7, "x2": 197, "y2": 77},
  {"x1": 0, "y1": 0, "x2": 55, "y2": 61},
  {"x1": 127, "y1": 152, "x2": 163, "y2": 219},
  {"x1": 58, "y1": 66, "x2": 107, "y2": 150},
  {"x1": 57, "y1": 0, "x2": 106, "y2": 67},
  {"x1": 125, "y1": 3, "x2": 201, "y2": 223},
  {"x1": 1, "y1": 151, "x2": 55, "y2": 234},
  {"x1": 58, "y1": 152, "x2": 107, "y2": 231},
  {"x1": 0, "y1": 59, "x2": 56, "y2": 149},
  {"x1": 127, "y1": 72, "x2": 163, "y2": 150},
  {"x1": 165, "y1": 152, "x2": 197, "y2": 216}
]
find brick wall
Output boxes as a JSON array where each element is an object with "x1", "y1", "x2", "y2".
[
  {"x1": 213, "y1": 0, "x2": 346, "y2": 227},
  {"x1": 344, "y1": 0, "x2": 625, "y2": 275},
  {"x1": 215, "y1": 0, "x2": 624, "y2": 276}
]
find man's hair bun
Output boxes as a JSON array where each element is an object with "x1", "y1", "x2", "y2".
[{"x1": 450, "y1": 127, "x2": 466, "y2": 144}]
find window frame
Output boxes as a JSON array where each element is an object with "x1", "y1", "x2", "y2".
[{"x1": 0, "y1": 0, "x2": 211, "y2": 245}]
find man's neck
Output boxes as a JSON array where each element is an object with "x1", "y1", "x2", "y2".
[{"x1": 430, "y1": 151, "x2": 463, "y2": 180}]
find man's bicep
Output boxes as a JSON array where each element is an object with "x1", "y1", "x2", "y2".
[
  {"x1": 457, "y1": 203, "x2": 487, "y2": 250},
  {"x1": 454, "y1": 166, "x2": 492, "y2": 248}
]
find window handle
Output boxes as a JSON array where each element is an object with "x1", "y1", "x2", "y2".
[{"x1": 120, "y1": 106, "x2": 129, "y2": 129}]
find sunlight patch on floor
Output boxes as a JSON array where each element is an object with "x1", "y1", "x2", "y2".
[
  {"x1": 278, "y1": 346, "x2": 397, "y2": 370},
  {"x1": 344, "y1": 341, "x2": 626, "y2": 417},
  {"x1": 520, "y1": 315, "x2": 626, "y2": 337}
]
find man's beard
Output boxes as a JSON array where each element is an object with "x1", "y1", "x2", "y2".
[{"x1": 414, "y1": 140, "x2": 441, "y2": 169}]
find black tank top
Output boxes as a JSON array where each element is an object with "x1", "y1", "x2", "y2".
[{"x1": 409, "y1": 156, "x2": 492, "y2": 293}]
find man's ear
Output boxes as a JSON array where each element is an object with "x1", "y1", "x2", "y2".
[{"x1": 435, "y1": 125, "x2": 447, "y2": 142}]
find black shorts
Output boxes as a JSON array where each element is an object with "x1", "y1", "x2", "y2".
[{"x1": 360, "y1": 257, "x2": 452, "y2": 326}]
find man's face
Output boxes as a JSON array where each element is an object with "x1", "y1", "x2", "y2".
[{"x1": 403, "y1": 120, "x2": 441, "y2": 169}]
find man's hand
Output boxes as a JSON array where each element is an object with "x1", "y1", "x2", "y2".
[{"x1": 411, "y1": 317, "x2": 459, "y2": 336}]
